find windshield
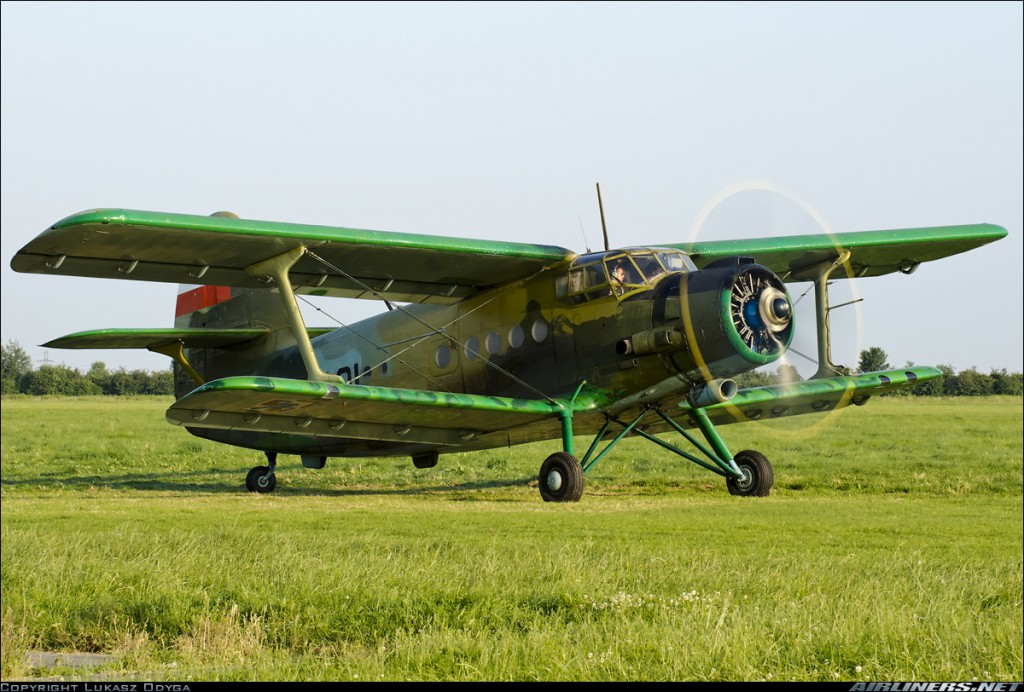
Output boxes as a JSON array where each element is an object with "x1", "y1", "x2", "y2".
[{"x1": 559, "y1": 248, "x2": 695, "y2": 303}]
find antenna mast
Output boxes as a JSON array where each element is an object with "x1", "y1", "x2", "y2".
[{"x1": 596, "y1": 182, "x2": 610, "y2": 251}]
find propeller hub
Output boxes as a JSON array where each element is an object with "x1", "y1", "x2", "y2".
[
  {"x1": 758, "y1": 286, "x2": 792, "y2": 333},
  {"x1": 774, "y1": 297, "x2": 791, "y2": 319}
]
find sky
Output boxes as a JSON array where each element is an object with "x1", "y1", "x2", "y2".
[{"x1": 2, "y1": 1, "x2": 1022, "y2": 379}]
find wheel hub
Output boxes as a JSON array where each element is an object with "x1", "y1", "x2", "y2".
[
  {"x1": 547, "y1": 470, "x2": 564, "y2": 492},
  {"x1": 735, "y1": 466, "x2": 754, "y2": 491}
]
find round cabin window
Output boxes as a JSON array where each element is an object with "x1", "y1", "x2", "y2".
[
  {"x1": 485, "y1": 330, "x2": 501, "y2": 355},
  {"x1": 531, "y1": 318, "x2": 549, "y2": 342},
  {"x1": 435, "y1": 343, "x2": 452, "y2": 368},
  {"x1": 508, "y1": 325, "x2": 525, "y2": 349},
  {"x1": 464, "y1": 335, "x2": 480, "y2": 361}
]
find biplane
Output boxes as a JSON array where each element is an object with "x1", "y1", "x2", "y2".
[{"x1": 10, "y1": 201, "x2": 1006, "y2": 501}]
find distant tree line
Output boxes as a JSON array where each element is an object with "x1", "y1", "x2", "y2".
[
  {"x1": 2, "y1": 339, "x2": 1020, "y2": 397},
  {"x1": 2, "y1": 340, "x2": 173, "y2": 396},
  {"x1": 726, "y1": 346, "x2": 1022, "y2": 397}
]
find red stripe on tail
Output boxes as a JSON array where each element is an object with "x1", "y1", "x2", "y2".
[{"x1": 175, "y1": 286, "x2": 232, "y2": 318}]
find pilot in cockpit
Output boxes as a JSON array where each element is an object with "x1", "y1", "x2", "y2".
[
  {"x1": 611, "y1": 261, "x2": 628, "y2": 284},
  {"x1": 610, "y1": 260, "x2": 637, "y2": 295}
]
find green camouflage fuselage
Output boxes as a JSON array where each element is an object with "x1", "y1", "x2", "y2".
[{"x1": 180, "y1": 248, "x2": 793, "y2": 456}]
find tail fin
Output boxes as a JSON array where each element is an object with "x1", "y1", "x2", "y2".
[
  {"x1": 174, "y1": 285, "x2": 236, "y2": 328},
  {"x1": 173, "y1": 284, "x2": 300, "y2": 396},
  {"x1": 171, "y1": 209, "x2": 299, "y2": 330},
  {"x1": 174, "y1": 284, "x2": 292, "y2": 331}
]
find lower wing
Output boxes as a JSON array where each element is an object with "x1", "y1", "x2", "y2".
[
  {"x1": 689, "y1": 367, "x2": 939, "y2": 425},
  {"x1": 165, "y1": 376, "x2": 599, "y2": 450},
  {"x1": 164, "y1": 367, "x2": 939, "y2": 452}
]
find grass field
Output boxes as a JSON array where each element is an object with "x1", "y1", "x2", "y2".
[{"x1": 1, "y1": 395, "x2": 1021, "y2": 681}]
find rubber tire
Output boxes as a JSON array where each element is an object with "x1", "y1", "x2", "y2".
[
  {"x1": 726, "y1": 450, "x2": 774, "y2": 497},
  {"x1": 246, "y1": 465, "x2": 277, "y2": 494},
  {"x1": 538, "y1": 452, "x2": 585, "y2": 503}
]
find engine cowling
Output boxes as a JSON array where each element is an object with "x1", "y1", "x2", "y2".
[{"x1": 644, "y1": 257, "x2": 794, "y2": 384}]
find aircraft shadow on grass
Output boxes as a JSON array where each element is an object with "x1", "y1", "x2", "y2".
[{"x1": 1, "y1": 468, "x2": 535, "y2": 497}]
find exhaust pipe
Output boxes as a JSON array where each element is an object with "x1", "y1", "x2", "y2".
[
  {"x1": 687, "y1": 378, "x2": 737, "y2": 408},
  {"x1": 616, "y1": 327, "x2": 683, "y2": 356}
]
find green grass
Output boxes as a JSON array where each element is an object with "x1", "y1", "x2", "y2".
[{"x1": 1, "y1": 396, "x2": 1021, "y2": 681}]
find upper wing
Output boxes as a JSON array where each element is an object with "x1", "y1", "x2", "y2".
[
  {"x1": 669, "y1": 223, "x2": 1007, "y2": 280},
  {"x1": 11, "y1": 209, "x2": 575, "y2": 304}
]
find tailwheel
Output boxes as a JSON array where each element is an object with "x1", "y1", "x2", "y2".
[
  {"x1": 538, "y1": 451, "x2": 585, "y2": 503},
  {"x1": 726, "y1": 450, "x2": 774, "y2": 497},
  {"x1": 246, "y1": 465, "x2": 277, "y2": 493}
]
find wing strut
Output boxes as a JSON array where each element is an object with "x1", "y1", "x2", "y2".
[
  {"x1": 245, "y1": 247, "x2": 344, "y2": 383},
  {"x1": 149, "y1": 341, "x2": 205, "y2": 386},
  {"x1": 810, "y1": 250, "x2": 853, "y2": 379}
]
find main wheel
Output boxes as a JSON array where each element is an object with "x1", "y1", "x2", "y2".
[
  {"x1": 538, "y1": 452, "x2": 585, "y2": 502},
  {"x1": 726, "y1": 450, "x2": 774, "y2": 497},
  {"x1": 246, "y1": 465, "x2": 277, "y2": 493}
]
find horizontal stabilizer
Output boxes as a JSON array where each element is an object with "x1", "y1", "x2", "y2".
[{"x1": 42, "y1": 327, "x2": 335, "y2": 350}]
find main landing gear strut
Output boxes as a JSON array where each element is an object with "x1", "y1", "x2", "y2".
[{"x1": 537, "y1": 405, "x2": 774, "y2": 502}]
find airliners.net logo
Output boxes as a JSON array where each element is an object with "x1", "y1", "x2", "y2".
[{"x1": 850, "y1": 684, "x2": 1021, "y2": 691}]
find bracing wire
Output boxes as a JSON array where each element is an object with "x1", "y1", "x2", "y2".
[
  {"x1": 296, "y1": 295, "x2": 453, "y2": 393},
  {"x1": 302, "y1": 250, "x2": 562, "y2": 405}
]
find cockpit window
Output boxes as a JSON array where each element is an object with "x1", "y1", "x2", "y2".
[
  {"x1": 560, "y1": 248, "x2": 695, "y2": 303},
  {"x1": 629, "y1": 253, "x2": 666, "y2": 282},
  {"x1": 606, "y1": 255, "x2": 644, "y2": 296},
  {"x1": 567, "y1": 262, "x2": 611, "y2": 304},
  {"x1": 655, "y1": 250, "x2": 695, "y2": 272}
]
